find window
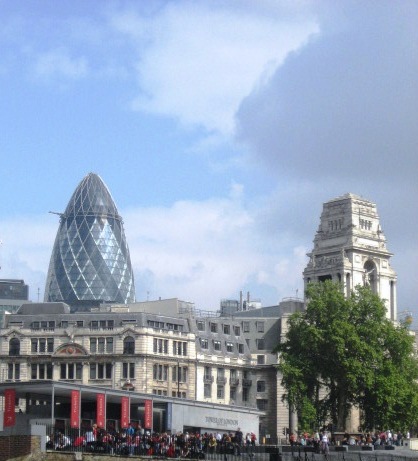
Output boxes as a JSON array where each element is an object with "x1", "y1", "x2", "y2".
[
  {"x1": 243, "y1": 322, "x2": 250, "y2": 333},
  {"x1": 172, "y1": 391, "x2": 186, "y2": 398},
  {"x1": 256, "y1": 322, "x2": 264, "y2": 333},
  {"x1": 196, "y1": 321, "x2": 205, "y2": 331},
  {"x1": 226, "y1": 342, "x2": 234, "y2": 352},
  {"x1": 76, "y1": 321, "x2": 84, "y2": 328},
  {"x1": 213, "y1": 340, "x2": 221, "y2": 351},
  {"x1": 123, "y1": 336, "x2": 135, "y2": 354},
  {"x1": 200, "y1": 338, "x2": 208, "y2": 349},
  {"x1": 167, "y1": 323, "x2": 183, "y2": 331},
  {"x1": 238, "y1": 343, "x2": 244, "y2": 354},
  {"x1": 31, "y1": 363, "x2": 53, "y2": 380},
  {"x1": 89, "y1": 363, "x2": 112, "y2": 380},
  {"x1": 257, "y1": 380, "x2": 266, "y2": 392},
  {"x1": 257, "y1": 399, "x2": 268, "y2": 410},
  {"x1": 61, "y1": 321, "x2": 69, "y2": 328},
  {"x1": 173, "y1": 341, "x2": 187, "y2": 356},
  {"x1": 204, "y1": 384, "x2": 211, "y2": 398},
  {"x1": 153, "y1": 338, "x2": 168, "y2": 354},
  {"x1": 31, "y1": 338, "x2": 54, "y2": 353},
  {"x1": 9, "y1": 338, "x2": 20, "y2": 356},
  {"x1": 154, "y1": 389, "x2": 168, "y2": 396},
  {"x1": 256, "y1": 338, "x2": 265, "y2": 350},
  {"x1": 242, "y1": 387, "x2": 249, "y2": 402},
  {"x1": 153, "y1": 364, "x2": 168, "y2": 381},
  {"x1": 90, "y1": 337, "x2": 113, "y2": 353},
  {"x1": 38, "y1": 321, "x2": 55, "y2": 330},
  {"x1": 257, "y1": 355, "x2": 265, "y2": 365},
  {"x1": 230, "y1": 387, "x2": 236, "y2": 400},
  {"x1": 223, "y1": 324, "x2": 230, "y2": 335},
  {"x1": 217, "y1": 385, "x2": 225, "y2": 399},
  {"x1": 123, "y1": 363, "x2": 135, "y2": 379},
  {"x1": 210, "y1": 323, "x2": 217, "y2": 333},
  {"x1": 172, "y1": 366, "x2": 188, "y2": 383},
  {"x1": 234, "y1": 326, "x2": 240, "y2": 336},
  {"x1": 204, "y1": 366, "x2": 212, "y2": 380},
  {"x1": 91, "y1": 320, "x2": 113, "y2": 330},
  {"x1": 61, "y1": 363, "x2": 83, "y2": 380},
  {"x1": 8, "y1": 363, "x2": 20, "y2": 380},
  {"x1": 148, "y1": 320, "x2": 165, "y2": 329},
  {"x1": 101, "y1": 320, "x2": 114, "y2": 329},
  {"x1": 217, "y1": 368, "x2": 225, "y2": 383}
]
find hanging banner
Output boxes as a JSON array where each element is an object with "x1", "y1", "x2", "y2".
[
  {"x1": 96, "y1": 393, "x2": 106, "y2": 428},
  {"x1": 144, "y1": 399, "x2": 153, "y2": 429},
  {"x1": 3, "y1": 389, "x2": 16, "y2": 427},
  {"x1": 70, "y1": 390, "x2": 80, "y2": 428},
  {"x1": 120, "y1": 396, "x2": 130, "y2": 429}
]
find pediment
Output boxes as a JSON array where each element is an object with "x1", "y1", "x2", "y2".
[
  {"x1": 3, "y1": 329, "x2": 24, "y2": 339},
  {"x1": 54, "y1": 342, "x2": 88, "y2": 357},
  {"x1": 119, "y1": 327, "x2": 139, "y2": 337}
]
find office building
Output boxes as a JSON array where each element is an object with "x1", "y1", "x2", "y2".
[{"x1": 44, "y1": 173, "x2": 135, "y2": 310}]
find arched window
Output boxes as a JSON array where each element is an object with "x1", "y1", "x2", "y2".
[
  {"x1": 9, "y1": 338, "x2": 20, "y2": 356},
  {"x1": 123, "y1": 336, "x2": 135, "y2": 354}
]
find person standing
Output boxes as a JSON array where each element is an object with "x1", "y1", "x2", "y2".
[
  {"x1": 234, "y1": 428, "x2": 243, "y2": 455},
  {"x1": 321, "y1": 432, "x2": 329, "y2": 454}
]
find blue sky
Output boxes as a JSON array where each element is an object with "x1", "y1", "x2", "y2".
[{"x1": 0, "y1": 1, "x2": 417, "y2": 320}]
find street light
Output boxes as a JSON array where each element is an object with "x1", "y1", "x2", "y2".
[
  {"x1": 177, "y1": 361, "x2": 180, "y2": 397},
  {"x1": 370, "y1": 365, "x2": 377, "y2": 434}
]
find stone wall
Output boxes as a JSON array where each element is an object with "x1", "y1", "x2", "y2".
[{"x1": 0, "y1": 435, "x2": 41, "y2": 461}]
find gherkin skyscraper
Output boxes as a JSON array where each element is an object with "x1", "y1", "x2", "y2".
[{"x1": 44, "y1": 173, "x2": 136, "y2": 306}]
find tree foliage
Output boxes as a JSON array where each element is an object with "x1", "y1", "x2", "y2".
[{"x1": 275, "y1": 281, "x2": 418, "y2": 432}]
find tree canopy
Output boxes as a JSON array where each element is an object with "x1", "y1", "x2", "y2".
[{"x1": 275, "y1": 281, "x2": 418, "y2": 432}]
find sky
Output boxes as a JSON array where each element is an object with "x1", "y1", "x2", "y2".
[{"x1": 0, "y1": 1, "x2": 417, "y2": 320}]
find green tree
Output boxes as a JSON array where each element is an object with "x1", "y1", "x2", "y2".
[{"x1": 275, "y1": 281, "x2": 418, "y2": 432}]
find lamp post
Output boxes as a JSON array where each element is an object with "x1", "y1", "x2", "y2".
[
  {"x1": 177, "y1": 361, "x2": 180, "y2": 397},
  {"x1": 371, "y1": 365, "x2": 377, "y2": 435}
]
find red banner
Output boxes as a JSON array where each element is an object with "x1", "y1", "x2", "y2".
[
  {"x1": 3, "y1": 389, "x2": 16, "y2": 427},
  {"x1": 120, "y1": 396, "x2": 130, "y2": 429},
  {"x1": 70, "y1": 390, "x2": 80, "y2": 428},
  {"x1": 96, "y1": 393, "x2": 106, "y2": 428},
  {"x1": 144, "y1": 399, "x2": 153, "y2": 429}
]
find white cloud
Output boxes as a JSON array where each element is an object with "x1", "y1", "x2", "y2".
[
  {"x1": 0, "y1": 190, "x2": 306, "y2": 309},
  {"x1": 112, "y1": 1, "x2": 319, "y2": 134},
  {"x1": 123, "y1": 186, "x2": 306, "y2": 308},
  {"x1": 0, "y1": 215, "x2": 56, "y2": 301},
  {"x1": 34, "y1": 48, "x2": 88, "y2": 80}
]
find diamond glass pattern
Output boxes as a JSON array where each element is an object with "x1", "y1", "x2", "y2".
[{"x1": 44, "y1": 173, "x2": 136, "y2": 304}]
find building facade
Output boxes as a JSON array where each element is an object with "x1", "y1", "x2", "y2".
[
  {"x1": 0, "y1": 298, "x2": 298, "y2": 440},
  {"x1": 303, "y1": 193, "x2": 397, "y2": 320},
  {"x1": 0, "y1": 279, "x2": 29, "y2": 328}
]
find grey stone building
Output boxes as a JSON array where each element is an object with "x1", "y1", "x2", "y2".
[{"x1": 303, "y1": 193, "x2": 397, "y2": 320}]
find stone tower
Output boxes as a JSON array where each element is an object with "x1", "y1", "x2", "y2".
[{"x1": 303, "y1": 193, "x2": 397, "y2": 320}]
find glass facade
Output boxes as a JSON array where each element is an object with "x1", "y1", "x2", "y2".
[{"x1": 44, "y1": 173, "x2": 135, "y2": 305}]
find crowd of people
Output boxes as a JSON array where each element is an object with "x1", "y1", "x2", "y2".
[
  {"x1": 288, "y1": 429, "x2": 411, "y2": 454},
  {"x1": 46, "y1": 424, "x2": 257, "y2": 458}
]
